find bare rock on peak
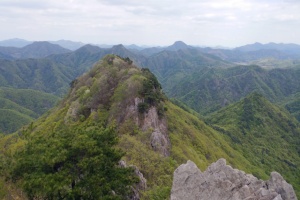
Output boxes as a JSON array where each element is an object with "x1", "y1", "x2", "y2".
[{"x1": 171, "y1": 159, "x2": 297, "y2": 200}]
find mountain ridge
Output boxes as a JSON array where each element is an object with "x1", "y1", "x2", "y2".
[
  {"x1": 0, "y1": 41, "x2": 71, "y2": 59},
  {"x1": 0, "y1": 55, "x2": 277, "y2": 199},
  {"x1": 167, "y1": 64, "x2": 300, "y2": 115}
]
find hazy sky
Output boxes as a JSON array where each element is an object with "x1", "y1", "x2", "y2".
[{"x1": 1, "y1": 0, "x2": 300, "y2": 47}]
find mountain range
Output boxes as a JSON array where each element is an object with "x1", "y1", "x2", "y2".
[
  {"x1": 1, "y1": 40, "x2": 300, "y2": 131},
  {"x1": 0, "y1": 38, "x2": 85, "y2": 50},
  {"x1": 2, "y1": 55, "x2": 299, "y2": 199},
  {"x1": 0, "y1": 41, "x2": 71, "y2": 59},
  {"x1": 0, "y1": 39, "x2": 300, "y2": 198},
  {"x1": 166, "y1": 64, "x2": 300, "y2": 115}
]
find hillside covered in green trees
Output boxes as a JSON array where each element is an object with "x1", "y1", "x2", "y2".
[
  {"x1": 206, "y1": 93, "x2": 300, "y2": 191},
  {"x1": 0, "y1": 55, "x2": 299, "y2": 199},
  {"x1": 164, "y1": 64, "x2": 300, "y2": 116},
  {"x1": 0, "y1": 87, "x2": 59, "y2": 133}
]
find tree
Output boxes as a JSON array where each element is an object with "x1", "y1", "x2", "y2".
[{"x1": 11, "y1": 125, "x2": 138, "y2": 199}]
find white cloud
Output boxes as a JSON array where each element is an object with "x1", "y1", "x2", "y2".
[{"x1": 0, "y1": 0, "x2": 300, "y2": 46}]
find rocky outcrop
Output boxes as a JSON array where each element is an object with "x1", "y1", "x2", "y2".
[
  {"x1": 119, "y1": 160, "x2": 147, "y2": 200},
  {"x1": 142, "y1": 106, "x2": 170, "y2": 157},
  {"x1": 123, "y1": 97, "x2": 170, "y2": 156},
  {"x1": 171, "y1": 159, "x2": 297, "y2": 200}
]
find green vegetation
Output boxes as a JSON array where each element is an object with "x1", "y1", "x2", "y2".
[
  {"x1": 0, "y1": 41, "x2": 70, "y2": 59},
  {"x1": 206, "y1": 93, "x2": 300, "y2": 196},
  {"x1": 144, "y1": 48, "x2": 231, "y2": 96},
  {"x1": 0, "y1": 87, "x2": 59, "y2": 115},
  {"x1": 12, "y1": 125, "x2": 137, "y2": 199},
  {"x1": 0, "y1": 55, "x2": 299, "y2": 198},
  {"x1": 249, "y1": 58, "x2": 300, "y2": 69},
  {"x1": 0, "y1": 109, "x2": 33, "y2": 133},
  {"x1": 284, "y1": 93, "x2": 300, "y2": 121},
  {"x1": 138, "y1": 68, "x2": 166, "y2": 116},
  {"x1": 0, "y1": 87, "x2": 59, "y2": 133},
  {"x1": 164, "y1": 65, "x2": 300, "y2": 116}
]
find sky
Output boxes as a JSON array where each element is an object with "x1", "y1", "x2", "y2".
[{"x1": 0, "y1": 0, "x2": 300, "y2": 47}]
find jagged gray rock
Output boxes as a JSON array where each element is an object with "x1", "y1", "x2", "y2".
[
  {"x1": 119, "y1": 160, "x2": 147, "y2": 200},
  {"x1": 124, "y1": 97, "x2": 170, "y2": 156},
  {"x1": 171, "y1": 159, "x2": 297, "y2": 200}
]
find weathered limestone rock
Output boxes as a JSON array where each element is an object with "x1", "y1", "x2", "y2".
[
  {"x1": 171, "y1": 159, "x2": 297, "y2": 200},
  {"x1": 123, "y1": 97, "x2": 170, "y2": 156},
  {"x1": 150, "y1": 129, "x2": 170, "y2": 156},
  {"x1": 119, "y1": 160, "x2": 147, "y2": 200},
  {"x1": 131, "y1": 165, "x2": 147, "y2": 200},
  {"x1": 142, "y1": 106, "x2": 170, "y2": 156}
]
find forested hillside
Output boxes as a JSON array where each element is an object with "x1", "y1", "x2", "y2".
[
  {"x1": 165, "y1": 64, "x2": 300, "y2": 115},
  {"x1": 0, "y1": 41, "x2": 71, "y2": 59},
  {"x1": 0, "y1": 87, "x2": 59, "y2": 133},
  {"x1": 0, "y1": 55, "x2": 281, "y2": 199},
  {"x1": 0, "y1": 41, "x2": 300, "y2": 198},
  {"x1": 206, "y1": 93, "x2": 300, "y2": 192}
]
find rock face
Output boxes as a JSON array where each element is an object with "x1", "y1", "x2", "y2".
[
  {"x1": 119, "y1": 160, "x2": 147, "y2": 200},
  {"x1": 123, "y1": 97, "x2": 170, "y2": 156},
  {"x1": 143, "y1": 106, "x2": 169, "y2": 157},
  {"x1": 171, "y1": 159, "x2": 297, "y2": 200}
]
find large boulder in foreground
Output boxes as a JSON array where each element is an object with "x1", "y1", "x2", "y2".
[{"x1": 171, "y1": 159, "x2": 297, "y2": 200}]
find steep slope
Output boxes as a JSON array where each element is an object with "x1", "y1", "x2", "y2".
[
  {"x1": 0, "y1": 58, "x2": 73, "y2": 95},
  {"x1": 143, "y1": 48, "x2": 231, "y2": 92},
  {"x1": 0, "y1": 109, "x2": 33, "y2": 134},
  {"x1": 283, "y1": 93, "x2": 300, "y2": 122},
  {"x1": 168, "y1": 65, "x2": 300, "y2": 115},
  {"x1": 0, "y1": 55, "x2": 273, "y2": 199},
  {"x1": 0, "y1": 87, "x2": 60, "y2": 133},
  {"x1": 0, "y1": 45, "x2": 145, "y2": 134},
  {"x1": 206, "y1": 93, "x2": 300, "y2": 195}
]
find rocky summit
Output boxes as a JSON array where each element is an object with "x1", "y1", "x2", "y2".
[{"x1": 171, "y1": 158, "x2": 297, "y2": 200}]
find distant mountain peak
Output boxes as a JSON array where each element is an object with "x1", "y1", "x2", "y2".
[
  {"x1": 166, "y1": 41, "x2": 192, "y2": 51},
  {"x1": 173, "y1": 41, "x2": 187, "y2": 46},
  {"x1": 25, "y1": 41, "x2": 53, "y2": 46},
  {"x1": 76, "y1": 44, "x2": 101, "y2": 53},
  {"x1": 19, "y1": 41, "x2": 71, "y2": 58},
  {"x1": 112, "y1": 44, "x2": 126, "y2": 49},
  {"x1": 0, "y1": 38, "x2": 32, "y2": 48},
  {"x1": 111, "y1": 44, "x2": 133, "y2": 56},
  {"x1": 171, "y1": 41, "x2": 188, "y2": 48}
]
